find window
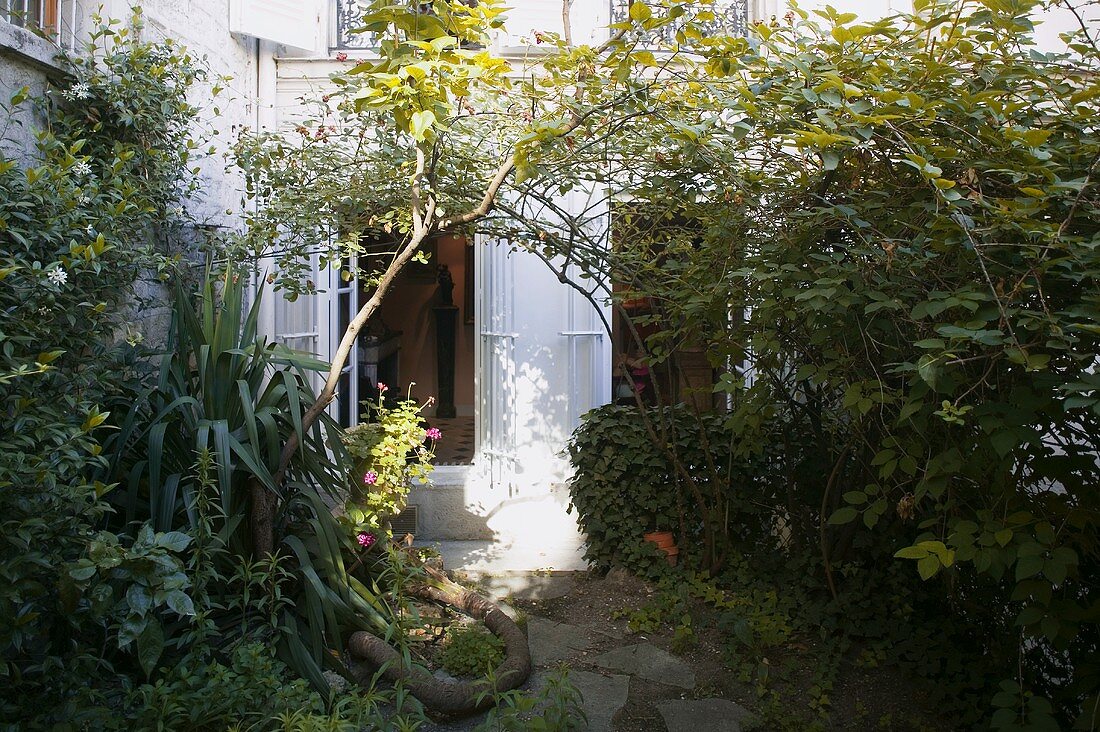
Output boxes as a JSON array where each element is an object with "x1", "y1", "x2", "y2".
[{"x1": 1, "y1": 0, "x2": 57, "y2": 33}]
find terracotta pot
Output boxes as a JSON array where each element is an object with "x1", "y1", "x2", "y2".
[
  {"x1": 663, "y1": 546, "x2": 680, "y2": 567},
  {"x1": 643, "y1": 530, "x2": 675, "y2": 549}
]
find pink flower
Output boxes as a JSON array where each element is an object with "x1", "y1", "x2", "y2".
[
  {"x1": 336, "y1": 52, "x2": 348, "y2": 62},
  {"x1": 363, "y1": 470, "x2": 378, "y2": 485},
  {"x1": 425, "y1": 427, "x2": 442, "y2": 441},
  {"x1": 357, "y1": 532, "x2": 376, "y2": 548},
  {"x1": 377, "y1": 382, "x2": 388, "y2": 393}
]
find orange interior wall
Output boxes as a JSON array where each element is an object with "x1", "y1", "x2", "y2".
[{"x1": 375, "y1": 235, "x2": 475, "y2": 415}]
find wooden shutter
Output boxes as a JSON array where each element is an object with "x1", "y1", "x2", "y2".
[{"x1": 229, "y1": 0, "x2": 320, "y2": 52}]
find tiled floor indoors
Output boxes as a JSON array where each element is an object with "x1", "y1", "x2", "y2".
[{"x1": 424, "y1": 416, "x2": 474, "y2": 465}]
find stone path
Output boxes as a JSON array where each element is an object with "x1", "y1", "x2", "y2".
[
  {"x1": 591, "y1": 643, "x2": 696, "y2": 690},
  {"x1": 419, "y1": 573, "x2": 755, "y2": 732},
  {"x1": 657, "y1": 699, "x2": 758, "y2": 732}
]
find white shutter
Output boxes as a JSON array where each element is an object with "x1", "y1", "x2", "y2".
[
  {"x1": 501, "y1": 0, "x2": 565, "y2": 46},
  {"x1": 475, "y1": 184, "x2": 611, "y2": 489},
  {"x1": 229, "y1": 0, "x2": 320, "y2": 52},
  {"x1": 476, "y1": 233, "x2": 519, "y2": 490}
]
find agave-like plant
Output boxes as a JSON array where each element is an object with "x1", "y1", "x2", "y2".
[{"x1": 102, "y1": 267, "x2": 391, "y2": 688}]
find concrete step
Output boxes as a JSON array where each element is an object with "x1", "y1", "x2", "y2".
[{"x1": 416, "y1": 536, "x2": 588, "y2": 573}]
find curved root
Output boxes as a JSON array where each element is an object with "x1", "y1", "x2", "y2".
[{"x1": 348, "y1": 566, "x2": 532, "y2": 716}]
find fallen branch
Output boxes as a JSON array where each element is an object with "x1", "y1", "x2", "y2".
[{"x1": 347, "y1": 564, "x2": 531, "y2": 716}]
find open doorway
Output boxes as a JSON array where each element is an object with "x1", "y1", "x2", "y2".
[{"x1": 351, "y1": 233, "x2": 477, "y2": 465}]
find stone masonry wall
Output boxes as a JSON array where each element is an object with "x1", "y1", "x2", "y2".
[{"x1": 1, "y1": 3, "x2": 260, "y2": 349}]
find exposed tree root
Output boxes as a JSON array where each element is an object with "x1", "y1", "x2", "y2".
[{"x1": 347, "y1": 565, "x2": 532, "y2": 716}]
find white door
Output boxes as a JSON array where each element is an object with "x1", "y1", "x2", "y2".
[
  {"x1": 475, "y1": 187, "x2": 612, "y2": 491},
  {"x1": 476, "y1": 234, "x2": 519, "y2": 490}
]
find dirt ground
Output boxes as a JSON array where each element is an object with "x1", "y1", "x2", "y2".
[{"x1": 506, "y1": 570, "x2": 961, "y2": 732}]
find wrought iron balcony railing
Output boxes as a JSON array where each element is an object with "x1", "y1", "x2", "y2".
[
  {"x1": 334, "y1": 1, "x2": 750, "y2": 52},
  {"x1": 335, "y1": 0, "x2": 377, "y2": 50},
  {"x1": 609, "y1": 0, "x2": 749, "y2": 46}
]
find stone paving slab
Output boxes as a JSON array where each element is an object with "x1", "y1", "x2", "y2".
[
  {"x1": 657, "y1": 698, "x2": 757, "y2": 732},
  {"x1": 572, "y1": 669, "x2": 630, "y2": 732},
  {"x1": 473, "y1": 572, "x2": 579, "y2": 602},
  {"x1": 591, "y1": 643, "x2": 697, "y2": 690},
  {"x1": 527, "y1": 617, "x2": 592, "y2": 666},
  {"x1": 418, "y1": 537, "x2": 589, "y2": 572}
]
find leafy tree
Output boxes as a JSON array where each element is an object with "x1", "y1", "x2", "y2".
[
  {"x1": 563, "y1": 0, "x2": 1100, "y2": 726},
  {"x1": 233, "y1": 0, "x2": 706, "y2": 552}
]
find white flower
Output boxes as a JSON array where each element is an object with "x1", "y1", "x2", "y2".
[
  {"x1": 47, "y1": 268, "x2": 68, "y2": 286},
  {"x1": 68, "y1": 82, "x2": 91, "y2": 100},
  {"x1": 71, "y1": 160, "x2": 92, "y2": 177}
]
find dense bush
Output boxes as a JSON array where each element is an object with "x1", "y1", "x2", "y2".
[
  {"x1": 567, "y1": 404, "x2": 773, "y2": 572},
  {"x1": 0, "y1": 16, "x2": 207, "y2": 723},
  {"x1": 564, "y1": 1, "x2": 1100, "y2": 727}
]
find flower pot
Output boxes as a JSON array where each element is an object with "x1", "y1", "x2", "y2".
[
  {"x1": 643, "y1": 530, "x2": 675, "y2": 549},
  {"x1": 644, "y1": 531, "x2": 679, "y2": 566}
]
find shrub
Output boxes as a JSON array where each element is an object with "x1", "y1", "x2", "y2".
[
  {"x1": 0, "y1": 16, "x2": 207, "y2": 724},
  {"x1": 342, "y1": 389, "x2": 439, "y2": 532},
  {"x1": 566, "y1": 404, "x2": 772, "y2": 573}
]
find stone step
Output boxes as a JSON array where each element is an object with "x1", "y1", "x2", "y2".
[{"x1": 416, "y1": 537, "x2": 588, "y2": 573}]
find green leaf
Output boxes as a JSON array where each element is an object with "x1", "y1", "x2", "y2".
[
  {"x1": 629, "y1": 1, "x2": 652, "y2": 22},
  {"x1": 917, "y1": 355, "x2": 940, "y2": 390},
  {"x1": 894, "y1": 545, "x2": 929, "y2": 559},
  {"x1": 916, "y1": 555, "x2": 940, "y2": 580},
  {"x1": 137, "y1": 620, "x2": 164, "y2": 677},
  {"x1": 410, "y1": 110, "x2": 436, "y2": 142},
  {"x1": 828, "y1": 507, "x2": 859, "y2": 525},
  {"x1": 1016, "y1": 555, "x2": 1044, "y2": 582},
  {"x1": 68, "y1": 565, "x2": 96, "y2": 582},
  {"x1": 126, "y1": 584, "x2": 152, "y2": 617},
  {"x1": 156, "y1": 531, "x2": 191, "y2": 552},
  {"x1": 1016, "y1": 606, "x2": 1044, "y2": 626},
  {"x1": 165, "y1": 590, "x2": 195, "y2": 617}
]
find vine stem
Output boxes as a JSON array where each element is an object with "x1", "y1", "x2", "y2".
[{"x1": 819, "y1": 446, "x2": 850, "y2": 603}]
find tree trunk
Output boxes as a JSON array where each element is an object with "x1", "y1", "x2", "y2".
[{"x1": 347, "y1": 565, "x2": 531, "y2": 715}]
